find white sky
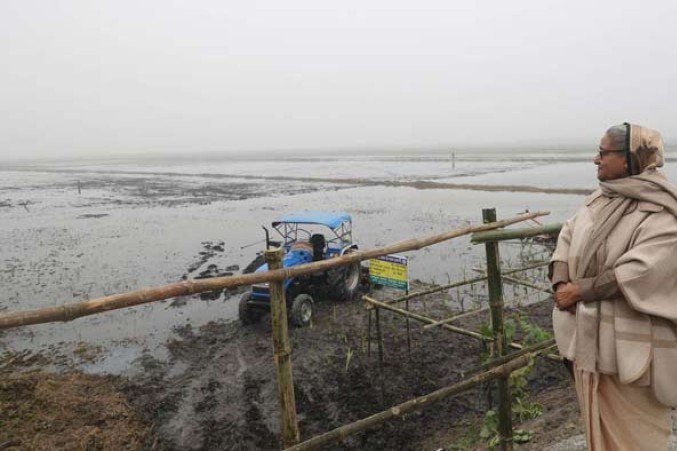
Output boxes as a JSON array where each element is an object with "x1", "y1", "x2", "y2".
[{"x1": 1, "y1": 0, "x2": 676, "y2": 160}]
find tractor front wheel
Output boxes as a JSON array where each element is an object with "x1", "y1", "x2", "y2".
[
  {"x1": 290, "y1": 293, "x2": 314, "y2": 327},
  {"x1": 238, "y1": 292, "x2": 262, "y2": 325}
]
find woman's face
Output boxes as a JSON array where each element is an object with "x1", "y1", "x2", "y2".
[{"x1": 595, "y1": 134, "x2": 628, "y2": 181}]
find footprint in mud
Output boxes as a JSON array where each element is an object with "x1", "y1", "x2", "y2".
[{"x1": 240, "y1": 373, "x2": 278, "y2": 448}]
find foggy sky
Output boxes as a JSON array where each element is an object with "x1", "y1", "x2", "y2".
[{"x1": 1, "y1": 0, "x2": 676, "y2": 160}]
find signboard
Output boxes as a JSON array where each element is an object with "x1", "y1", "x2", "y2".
[{"x1": 369, "y1": 254, "x2": 409, "y2": 291}]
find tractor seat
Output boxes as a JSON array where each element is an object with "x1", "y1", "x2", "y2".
[
  {"x1": 309, "y1": 234, "x2": 326, "y2": 261},
  {"x1": 290, "y1": 241, "x2": 313, "y2": 253}
]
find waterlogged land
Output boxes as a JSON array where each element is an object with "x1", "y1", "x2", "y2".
[{"x1": 2, "y1": 149, "x2": 673, "y2": 449}]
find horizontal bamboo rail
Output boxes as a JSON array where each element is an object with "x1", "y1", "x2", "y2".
[
  {"x1": 381, "y1": 261, "x2": 550, "y2": 311},
  {"x1": 364, "y1": 296, "x2": 535, "y2": 352},
  {"x1": 0, "y1": 211, "x2": 549, "y2": 331},
  {"x1": 284, "y1": 352, "x2": 534, "y2": 451},
  {"x1": 502, "y1": 275, "x2": 552, "y2": 294},
  {"x1": 461, "y1": 339, "x2": 556, "y2": 377},
  {"x1": 365, "y1": 274, "x2": 488, "y2": 310},
  {"x1": 423, "y1": 305, "x2": 491, "y2": 329},
  {"x1": 363, "y1": 296, "x2": 489, "y2": 341},
  {"x1": 470, "y1": 223, "x2": 562, "y2": 244}
]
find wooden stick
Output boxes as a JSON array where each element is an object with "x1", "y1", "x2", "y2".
[
  {"x1": 284, "y1": 353, "x2": 533, "y2": 451},
  {"x1": 267, "y1": 249, "x2": 300, "y2": 447},
  {"x1": 502, "y1": 275, "x2": 552, "y2": 294},
  {"x1": 470, "y1": 223, "x2": 562, "y2": 244},
  {"x1": 482, "y1": 208, "x2": 512, "y2": 451},
  {"x1": 363, "y1": 296, "x2": 489, "y2": 342},
  {"x1": 462, "y1": 339, "x2": 556, "y2": 377},
  {"x1": 0, "y1": 210, "x2": 549, "y2": 331},
  {"x1": 423, "y1": 305, "x2": 491, "y2": 329},
  {"x1": 366, "y1": 274, "x2": 488, "y2": 310},
  {"x1": 379, "y1": 261, "x2": 549, "y2": 311}
]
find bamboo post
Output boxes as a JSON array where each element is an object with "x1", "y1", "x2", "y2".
[
  {"x1": 0, "y1": 210, "x2": 549, "y2": 331},
  {"x1": 375, "y1": 307, "x2": 386, "y2": 406},
  {"x1": 482, "y1": 208, "x2": 513, "y2": 451},
  {"x1": 266, "y1": 248, "x2": 300, "y2": 448},
  {"x1": 283, "y1": 352, "x2": 534, "y2": 451},
  {"x1": 405, "y1": 297, "x2": 411, "y2": 360},
  {"x1": 367, "y1": 309, "x2": 372, "y2": 357}
]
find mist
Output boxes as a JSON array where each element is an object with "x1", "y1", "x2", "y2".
[{"x1": 1, "y1": 0, "x2": 676, "y2": 161}]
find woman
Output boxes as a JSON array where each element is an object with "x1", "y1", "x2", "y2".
[{"x1": 550, "y1": 123, "x2": 677, "y2": 450}]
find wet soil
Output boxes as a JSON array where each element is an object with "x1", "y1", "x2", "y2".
[
  {"x1": 119, "y1": 289, "x2": 575, "y2": 451},
  {"x1": 1, "y1": 285, "x2": 579, "y2": 451}
]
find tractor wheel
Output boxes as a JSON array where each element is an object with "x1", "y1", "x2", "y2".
[
  {"x1": 238, "y1": 292, "x2": 261, "y2": 325},
  {"x1": 327, "y1": 251, "x2": 361, "y2": 302},
  {"x1": 290, "y1": 293, "x2": 314, "y2": 327}
]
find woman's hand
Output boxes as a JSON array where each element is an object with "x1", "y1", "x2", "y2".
[{"x1": 554, "y1": 282, "x2": 581, "y2": 313}]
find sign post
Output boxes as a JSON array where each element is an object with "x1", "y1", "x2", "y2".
[{"x1": 368, "y1": 254, "x2": 410, "y2": 403}]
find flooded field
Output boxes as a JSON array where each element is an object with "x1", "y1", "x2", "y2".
[
  {"x1": 5, "y1": 149, "x2": 676, "y2": 449},
  {"x1": 0, "y1": 150, "x2": 601, "y2": 371}
]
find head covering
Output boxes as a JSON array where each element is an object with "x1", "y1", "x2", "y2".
[{"x1": 626, "y1": 123, "x2": 664, "y2": 175}]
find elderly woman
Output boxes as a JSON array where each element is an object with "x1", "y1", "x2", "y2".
[{"x1": 550, "y1": 123, "x2": 677, "y2": 450}]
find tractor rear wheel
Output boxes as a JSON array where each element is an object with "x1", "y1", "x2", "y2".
[
  {"x1": 327, "y1": 251, "x2": 360, "y2": 302},
  {"x1": 290, "y1": 293, "x2": 314, "y2": 327}
]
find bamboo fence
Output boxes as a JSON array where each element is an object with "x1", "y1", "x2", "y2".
[{"x1": 283, "y1": 351, "x2": 540, "y2": 451}]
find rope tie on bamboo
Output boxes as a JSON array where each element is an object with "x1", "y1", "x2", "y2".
[
  {"x1": 274, "y1": 346, "x2": 292, "y2": 365},
  {"x1": 62, "y1": 303, "x2": 78, "y2": 322},
  {"x1": 184, "y1": 279, "x2": 197, "y2": 295}
]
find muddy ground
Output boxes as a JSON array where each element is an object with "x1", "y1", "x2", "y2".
[{"x1": 2, "y1": 281, "x2": 584, "y2": 451}]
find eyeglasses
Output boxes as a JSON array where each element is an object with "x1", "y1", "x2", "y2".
[{"x1": 598, "y1": 147, "x2": 626, "y2": 159}]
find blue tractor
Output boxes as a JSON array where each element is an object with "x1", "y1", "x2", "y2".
[{"x1": 239, "y1": 211, "x2": 361, "y2": 327}]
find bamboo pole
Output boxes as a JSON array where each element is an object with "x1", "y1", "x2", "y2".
[
  {"x1": 502, "y1": 275, "x2": 552, "y2": 294},
  {"x1": 283, "y1": 353, "x2": 534, "y2": 451},
  {"x1": 378, "y1": 261, "x2": 549, "y2": 311},
  {"x1": 364, "y1": 296, "x2": 540, "y2": 353},
  {"x1": 470, "y1": 223, "x2": 562, "y2": 244},
  {"x1": 482, "y1": 208, "x2": 512, "y2": 451},
  {"x1": 375, "y1": 307, "x2": 386, "y2": 406},
  {"x1": 423, "y1": 305, "x2": 491, "y2": 329},
  {"x1": 366, "y1": 274, "x2": 488, "y2": 310},
  {"x1": 267, "y1": 248, "x2": 300, "y2": 448},
  {"x1": 0, "y1": 210, "x2": 549, "y2": 331},
  {"x1": 363, "y1": 296, "x2": 489, "y2": 342},
  {"x1": 462, "y1": 339, "x2": 556, "y2": 377}
]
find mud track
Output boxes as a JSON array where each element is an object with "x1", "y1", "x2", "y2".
[{"x1": 122, "y1": 291, "x2": 573, "y2": 451}]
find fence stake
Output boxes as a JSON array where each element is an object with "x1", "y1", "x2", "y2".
[
  {"x1": 267, "y1": 248, "x2": 300, "y2": 448},
  {"x1": 375, "y1": 307, "x2": 386, "y2": 406},
  {"x1": 482, "y1": 208, "x2": 513, "y2": 451}
]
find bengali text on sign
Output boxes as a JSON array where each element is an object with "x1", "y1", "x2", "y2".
[{"x1": 369, "y1": 254, "x2": 409, "y2": 291}]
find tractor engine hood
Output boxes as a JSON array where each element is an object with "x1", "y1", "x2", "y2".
[{"x1": 254, "y1": 248, "x2": 314, "y2": 273}]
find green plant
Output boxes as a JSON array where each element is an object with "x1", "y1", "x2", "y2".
[{"x1": 344, "y1": 347, "x2": 354, "y2": 372}]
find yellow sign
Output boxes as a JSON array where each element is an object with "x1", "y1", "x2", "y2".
[{"x1": 369, "y1": 255, "x2": 409, "y2": 291}]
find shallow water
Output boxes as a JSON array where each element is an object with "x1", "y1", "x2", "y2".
[{"x1": 0, "y1": 149, "x2": 654, "y2": 373}]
